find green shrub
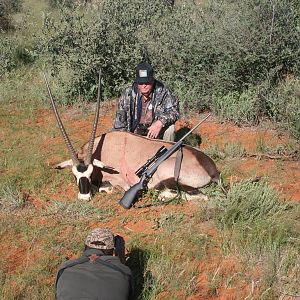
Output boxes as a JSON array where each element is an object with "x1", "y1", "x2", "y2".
[
  {"x1": 265, "y1": 77, "x2": 300, "y2": 139},
  {"x1": 42, "y1": 0, "x2": 299, "y2": 101},
  {"x1": 41, "y1": 0, "x2": 300, "y2": 139},
  {"x1": 212, "y1": 87, "x2": 260, "y2": 125},
  {"x1": 0, "y1": 2, "x2": 13, "y2": 30},
  {"x1": 41, "y1": 0, "x2": 170, "y2": 101},
  {"x1": 7, "y1": 0, "x2": 23, "y2": 12},
  {"x1": 0, "y1": 36, "x2": 38, "y2": 76},
  {"x1": 0, "y1": 37, "x2": 16, "y2": 75},
  {"x1": 214, "y1": 180, "x2": 299, "y2": 255},
  {"x1": 48, "y1": 0, "x2": 77, "y2": 8},
  {"x1": 0, "y1": 0, "x2": 23, "y2": 30},
  {"x1": 15, "y1": 44, "x2": 38, "y2": 65}
]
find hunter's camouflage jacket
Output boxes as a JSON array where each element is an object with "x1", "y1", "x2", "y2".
[{"x1": 113, "y1": 80, "x2": 179, "y2": 132}]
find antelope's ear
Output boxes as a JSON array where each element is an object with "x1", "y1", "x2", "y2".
[
  {"x1": 92, "y1": 159, "x2": 105, "y2": 168},
  {"x1": 93, "y1": 159, "x2": 115, "y2": 170},
  {"x1": 54, "y1": 159, "x2": 73, "y2": 169}
]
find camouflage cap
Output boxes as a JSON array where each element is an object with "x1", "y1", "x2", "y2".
[{"x1": 85, "y1": 228, "x2": 115, "y2": 250}]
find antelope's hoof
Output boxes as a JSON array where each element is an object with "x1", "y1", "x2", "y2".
[
  {"x1": 158, "y1": 189, "x2": 178, "y2": 200},
  {"x1": 184, "y1": 193, "x2": 208, "y2": 202},
  {"x1": 99, "y1": 182, "x2": 113, "y2": 194}
]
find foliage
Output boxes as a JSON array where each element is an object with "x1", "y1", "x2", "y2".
[
  {"x1": 47, "y1": 0, "x2": 96, "y2": 9},
  {"x1": 48, "y1": 0, "x2": 75, "y2": 8},
  {"x1": 212, "y1": 87, "x2": 260, "y2": 125},
  {"x1": 39, "y1": 0, "x2": 300, "y2": 138},
  {"x1": 0, "y1": 36, "x2": 38, "y2": 77},
  {"x1": 214, "y1": 179, "x2": 300, "y2": 260},
  {"x1": 0, "y1": 37, "x2": 16, "y2": 76},
  {"x1": 0, "y1": 0, "x2": 23, "y2": 30},
  {"x1": 213, "y1": 180, "x2": 300, "y2": 297},
  {"x1": 216, "y1": 181, "x2": 288, "y2": 229},
  {"x1": 264, "y1": 77, "x2": 300, "y2": 139},
  {"x1": 0, "y1": 2, "x2": 300, "y2": 299},
  {"x1": 6, "y1": 0, "x2": 23, "y2": 12},
  {"x1": 41, "y1": 0, "x2": 169, "y2": 100},
  {"x1": 42, "y1": 0, "x2": 300, "y2": 99}
]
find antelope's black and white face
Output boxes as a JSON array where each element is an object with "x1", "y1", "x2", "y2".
[
  {"x1": 55, "y1": 159, "x2": 107, "y2": 201},
  {"x1": 72, "y1": 163, "x2": 94, "y2": 200},
  {"x1": 55, "y1": 158, "x2": 107, "y2": 201}
]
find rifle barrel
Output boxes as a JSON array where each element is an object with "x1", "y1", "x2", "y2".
[{"x1": 177, "y1": 113, "x2": 211, "y2": 143}]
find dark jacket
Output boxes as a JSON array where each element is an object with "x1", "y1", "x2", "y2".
[
  {"x1": 55, "y1": 249, "x2": 133, "y2": 300},
  {"x1": 113, "y1": 80, "x2": 179, "y2": 133}
]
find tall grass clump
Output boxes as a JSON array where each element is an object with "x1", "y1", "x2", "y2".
[
  {"x1": 215, "y1": 181, "x2": 296, "y2": 253},
  {"x1": 214, "y1": 180, "x2": 300, "y2": 297},
  {"x1": 0, "y1": 179, "x2": 26, "y2": 211}
]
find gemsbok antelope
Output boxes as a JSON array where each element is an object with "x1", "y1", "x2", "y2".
[{"x1": 44, "y1": 72, "x2": 219, "y2": 201}]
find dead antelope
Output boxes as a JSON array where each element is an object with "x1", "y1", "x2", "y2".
[{"x1": 44, "y1": 74, "x2": 219, "y2": 201}]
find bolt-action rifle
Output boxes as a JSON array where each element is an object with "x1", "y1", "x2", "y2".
[{"x1": 119, "y1": 114, "x2": 211, "y2": 209}]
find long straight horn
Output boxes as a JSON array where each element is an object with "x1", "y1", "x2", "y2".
[
  {"x1": 84, "y1": 69, "x2": 102, "y2": 165},
  {"x1": 44, "y1": 74, "x2": 80, "y2": 166}
]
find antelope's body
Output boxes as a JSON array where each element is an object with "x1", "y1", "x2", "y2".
[{"x1": 78, "y1": 131, "x2": 219, "y2": 192}]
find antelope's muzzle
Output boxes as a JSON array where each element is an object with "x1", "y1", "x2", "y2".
[{"x1": 78, "y1": 177, "x2": 91, "y2": 195}]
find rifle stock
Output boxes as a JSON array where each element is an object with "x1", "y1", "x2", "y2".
[{"x1": 119, "y1": 174, "x2": 148, "y2": 209}]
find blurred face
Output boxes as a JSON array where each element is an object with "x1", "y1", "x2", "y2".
[{"x1": 137, "y1": 82, "x2": 154, "y2": 98}]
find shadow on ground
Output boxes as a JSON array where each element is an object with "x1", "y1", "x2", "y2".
[
  {"x1": 126, "y1": 247, "x2": 154, "y2": 300},
  {"x1": 175, "y1": 126, "x2": 202, "y2": 147}
]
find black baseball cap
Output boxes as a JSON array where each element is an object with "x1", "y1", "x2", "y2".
[{"x1": 135, "y1": 62, "x2": 155, "y2": 84}]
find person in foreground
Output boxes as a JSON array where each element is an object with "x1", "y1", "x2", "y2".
[
  {"x1": 113, "y1": 62, "x2": 180, "y2": 141},
  {"x1": 55, "y1": 228, "x2": 133, "y2": 300}
]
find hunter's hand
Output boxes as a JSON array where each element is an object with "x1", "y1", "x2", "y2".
[{"x1": 147, "y1": 120, "x2": 163, "y2": 139}]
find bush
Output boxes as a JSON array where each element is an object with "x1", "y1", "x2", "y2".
[
  {"x1": 0, "y1": 36, "x2": 38, "y2": 77},
  {"x1": 48, "y1": 0, "x2": 77, "y2": 9},
  {"x1": 41, "y1": 0, "x2": 300, "y2": 138},
  {"x1": 41, "y1": 0, "x2": 169, "y2": 100},
  {"x1": 0, "y1": 37, "x2": 16, "y2": 75},
  {"x1": 212, "y1": 87, "x2": 260, "y2": 125},
  {"x1": 42, "y1": 0, "x2": 299, "y2": 96},
  {"x1": 0, "y1": 0, "x2": 23, "y2": 30},
  {"x1": 8, "y1": 0, "x2": 23, "y2": 12},
  {"x1": 265, "y1": 77, "x2": 300, "y2": 139},
  {"x1": 0, "y1": 2, "x2": 13, "y2": 30}
]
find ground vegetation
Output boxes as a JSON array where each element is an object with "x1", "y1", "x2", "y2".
[{"x1": 0, "y1": 0, "x2": 300, "y2": 299}]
